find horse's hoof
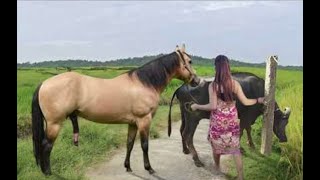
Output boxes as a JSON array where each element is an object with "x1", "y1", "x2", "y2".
[
  {"x1": 248, "y1": 143, "x2": 255, "y2": 149},
  {"x1": 247, "y1": 141, "x2": 255, "y2": 149},
  {"x1": 194, "y1": 160, "x2": 204, "y2": 167},
  {"x1": 126, "y1": 168, "x2": 132, "y2": 172},
  {"x1": 43, "y1": 169, "x2": 52, "y2": 176},
  {"x1": 148, "y1": 168, "x2": 155, "y2": 174},
  {"x1": 240, "y1": 147, "x2": 245, "y2": 154},
  {"x1": 74, "y1": 141, "x2": 78, "y2": 146},
  {"x1": 183, "y1": 149, "x2": 190, "y2": 154}
]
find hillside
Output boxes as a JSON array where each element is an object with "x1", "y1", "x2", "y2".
[{"x1": 17, "y1": 54, "x2": 302, "y2": 70}]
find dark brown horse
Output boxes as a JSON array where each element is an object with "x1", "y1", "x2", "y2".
[{"x1": 31, "y1": 44, "x2": 200, "y2": 175}]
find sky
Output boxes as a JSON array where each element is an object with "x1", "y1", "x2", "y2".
[{"x1": 17, "y1": 1, "x2": 303, "y2": 66}]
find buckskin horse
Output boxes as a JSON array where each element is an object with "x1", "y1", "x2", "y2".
[{"x1": 31, "y1": 44, "x2": 200, "y2": 175}]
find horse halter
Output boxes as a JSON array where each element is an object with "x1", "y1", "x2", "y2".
[{"x1": 176, "y1": 50, "x2": 196, "y2": 83}]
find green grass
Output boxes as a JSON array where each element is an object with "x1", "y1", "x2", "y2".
[
  {"x1": 17, "y1": 67, "x2": 182, "y2": 179},
  {"x1": 219, "y1": 68, "x2": 303, "y2": 180},
  {"x1": 226, "y1": 116, "x2": 302, "y2": 180},
  {"x1": 17, "y1": 105, "x2": 181, "y2": 180},
  {"x1": 192, "y1": 65, "x2": 302, "y2": 179},
  {"x1": 18, "y1": 121, "x2": 127, "y2": 180},
  {"x1": 17, "y1": 66, "x2": 302, "y2": 179},
  {"x1": 276, "y1": 83, "x2": 303, "y2": 180}
]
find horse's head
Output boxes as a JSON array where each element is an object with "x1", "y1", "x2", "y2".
[{"x1": 175, "y1": 44, "x2": 200, "y2": 87}]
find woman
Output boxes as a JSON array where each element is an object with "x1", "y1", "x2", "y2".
[{"x1": 191, "y1": 55, "x2": 264, "y2": 180}]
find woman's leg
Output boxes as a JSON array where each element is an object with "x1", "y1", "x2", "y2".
[
  {"x1": 233, "y1": 154, "x2": 244, "y2": 180},
  {"x1": 212, "y1": 151, "x2": 221, "y2": 171},
  {"x1": 210, "y1": 141, "x2": 221, "y2": 171}
]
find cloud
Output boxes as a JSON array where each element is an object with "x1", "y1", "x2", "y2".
[
  {"x1": 183, "y1": 1, "x2": 256, "y2": 14},
  {"x1": 17, "y1": 1, "x2": 303, "y2": 66},
  {"x1": 201, "y1": 1, "x2": 256, "y2": 11},
  {"x1": 27, "y1": 40, "x2": 92, "y2": 47}
]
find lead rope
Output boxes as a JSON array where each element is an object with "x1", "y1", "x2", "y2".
[
  {"x1": 176, "y1": 50, "x2": 199, "y2": 112},
  {"x1": 176, "y1": 50, "x2": 195, "y2": 82},
  {"x1": 183, "y1": 83, "x2": 200, "y2": 113}
]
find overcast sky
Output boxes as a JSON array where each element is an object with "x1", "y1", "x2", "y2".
[{"x1": 17, "y1": 1, "x2": 303, "y2": 66}]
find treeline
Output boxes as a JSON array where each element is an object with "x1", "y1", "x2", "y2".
[{"x1": 17, "y1": 54, "x2": 302, "y2": 70}]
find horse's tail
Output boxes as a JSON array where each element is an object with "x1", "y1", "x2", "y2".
[
  {"x1": 168, "y1": 86, "x2": 180, "y2": 137},
  {"x1": 31, "y1": 83, "x2": 45, "y2": 166}
]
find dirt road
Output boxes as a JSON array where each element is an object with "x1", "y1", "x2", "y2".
[{"x1": 86, "y1": 120, "x2": 229, "y2": 180}]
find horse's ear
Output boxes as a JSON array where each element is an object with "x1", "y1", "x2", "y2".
[
  {"x1": 175, "y1": 45, "x2": 179, "y2": 51},
  {"x1": 181, "y1": 44, "x2": 186, "y2": 52}
]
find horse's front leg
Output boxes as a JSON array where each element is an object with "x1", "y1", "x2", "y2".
[
  {"x1": 124, "y1": 124, "x2": 138, "y2": 172},
  {"x1": 137, "y1": 114, "x2": 155, "y2": 174}
]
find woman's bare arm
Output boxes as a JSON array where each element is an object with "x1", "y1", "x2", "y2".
[
  {"x1": 191, "y1": 82, "x2": 217, "y2": 111},
  {"x1": 233, "y1": 80, "x2": 261, "y2": 106}
]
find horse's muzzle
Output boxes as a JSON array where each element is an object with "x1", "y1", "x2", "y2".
[{"x1": 189, "y1": 75, "x2": 200, "y2": 87}]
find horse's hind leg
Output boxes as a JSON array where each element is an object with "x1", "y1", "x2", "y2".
[
  {"x1": 137, "y1": 114, "x2": 155, "y2": 174},
  {"x1": 184, "y1": 119, "x2": 203, "y2": 167},
  {"x1": 41, "y1": 121, "x2": 61, "y2": 175},
  {"x1": 180, "y1": 105, "x2": 189, "y2": 154},
  {"x1": 69, "y1": 113, "x2": 79, "y2": 146},
  {"x1": 124, "y1": 124, "x2": 138, "y2": 172},
  {"x1": 246, "y1": 126, "x2": 255, "y2": 149}
]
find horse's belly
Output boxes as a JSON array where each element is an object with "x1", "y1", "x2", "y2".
[
  {"x1": 83, "y1": 116, "x2": 134, "y2": 124},
  {"x1": 78, "y1": 108, "x2": 135, "y2": 124}
]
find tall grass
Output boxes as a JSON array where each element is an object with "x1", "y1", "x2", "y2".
[
  {"x1": 192, "y1": 65, "x2": 302, "y2": 179},
  {"x1": 17, "y1": 67, "x2": 183, "y2": 179},
  {"x1": 277, "y1": 83, "x2": 303, "y2": 179},
  {"x1": 18, "y1": 120, "x2": 127, "y2": 180},
  {"x1": 265, "y1": 69, "x2": 302, "y2": 179},
  {"x1": 17, "y1": 66, "x2": 302, "y2": 179},
  {"x1": 17, "y1": 104, "x2": 181, "y2": 180},
  {"x1": 210, "y1": 67, "x2": 302, "y2": 180}
]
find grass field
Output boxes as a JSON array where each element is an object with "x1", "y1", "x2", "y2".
[{"x1": 17, "y1": 66, "x2": 302, "y2": 179}]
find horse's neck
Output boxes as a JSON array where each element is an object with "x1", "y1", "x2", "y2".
[{"x1": 157, "y1": 74, "x2": 176, "y2": 94}]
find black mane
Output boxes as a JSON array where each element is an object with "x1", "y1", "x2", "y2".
[{"x1": 128, "y1": 52, "x2": 180, "y2": 89}]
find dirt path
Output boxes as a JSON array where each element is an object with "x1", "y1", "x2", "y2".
[{"x1": 86, "y1": 120, "x2": 230, "y2": 180}]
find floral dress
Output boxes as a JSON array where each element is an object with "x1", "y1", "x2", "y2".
[{"x1": 208, "y1": 96, "x2": 241, "y2": 155}]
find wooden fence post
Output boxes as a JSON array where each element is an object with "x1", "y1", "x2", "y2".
[{"x1": 261, "y1": 55, "x2": 278, "y2": 155}]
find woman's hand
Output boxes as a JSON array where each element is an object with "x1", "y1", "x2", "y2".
[
  {"x1": 257, "y1": 97, "x2": 265, "y2": 104},
  {"x1": 191, "y1": 104, "x2": 198, "y2": 111}
]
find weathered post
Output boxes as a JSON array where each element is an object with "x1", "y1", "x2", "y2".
[{"x1": 261, "y1": 55, "x2": 278, "y2": 155}]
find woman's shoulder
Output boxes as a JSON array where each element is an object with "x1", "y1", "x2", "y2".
[
  {"x1": 208, "y1": 81, "x2": 218, "y2": 92},
  {"x1": 231, "y1": 79, "x2": 240, "y2": 86},
  {"x1": 208, "y1": 81, "x2": 214, "y2": 90},
  {"x1": 231, "y1": 79, "x2": 240, "y2": 93},
  {"x1": 209, "y1": 81, "x2": 216, "y2": 87},
  {"x1": 210, "y1": 81, "x2": 220, "y2": 87}
]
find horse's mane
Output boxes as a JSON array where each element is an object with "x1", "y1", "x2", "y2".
[{"x1": 128, "y1": 52, "x2": 180, "y2": 89}]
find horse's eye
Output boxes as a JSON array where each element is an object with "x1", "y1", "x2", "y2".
[{"x1": 189, "y1": 61, "x2": 192, "y2": 64}]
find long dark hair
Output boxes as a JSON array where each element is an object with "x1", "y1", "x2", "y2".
[{"x1": 213, "y1": 55, "x2": 234, "y2": 102}]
